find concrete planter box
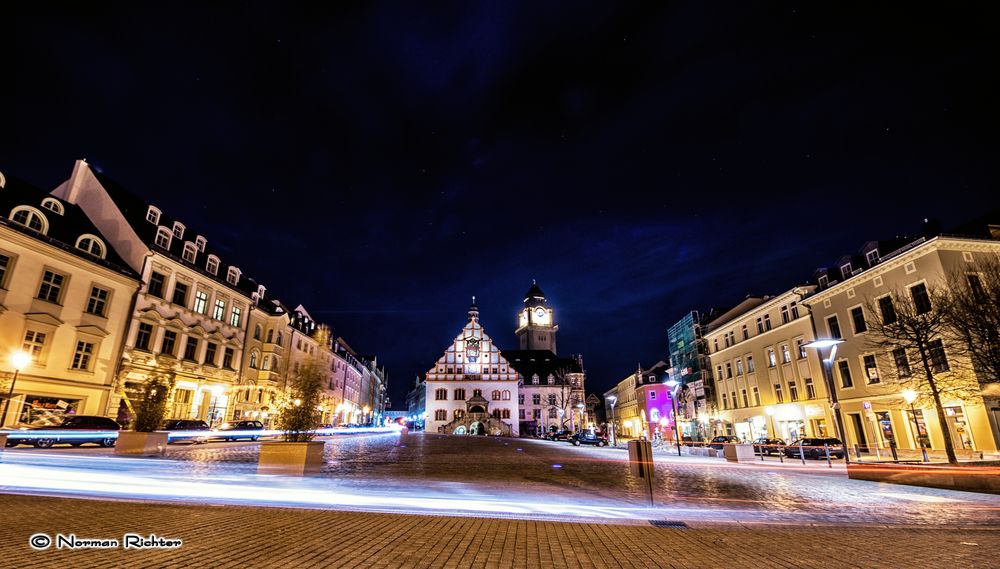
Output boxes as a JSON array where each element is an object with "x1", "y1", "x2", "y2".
[
  {"x1": 847, "y1": 463, "x2": 1000, "y2": 494},
  {"x1": 724, "y1": 444, "x2": 756, "y2": 463},
  {"x1": 685, "y1": 446, "x2": 723, "y2": 458},
  {"x1": 0, "y1": 433, "x2": 7, "y2": 451},
  {"x1": 115, "y1": 431, "x2": 169, "y2": 457},
  {"x1": 258, "y1": 441, "x2": 325, "y2": 476}
]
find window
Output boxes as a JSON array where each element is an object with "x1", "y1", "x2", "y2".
[
  {"x1": 148, "y1": 272, "x2": 166, "y2": 298},
  {"x1": 752, "y1": 386, "x2": 760, "y2": 406},
  {"x1": 0, "y1": 253, "x2": 11, "y2": 288},
  {"x1": 261, "y1": 355, "x2": 271, "y2": 370},
  {"x1": 548, "y1": 408, "x2": 558, "y2": 419},
  {"x1": 789, "y1": 381, "x2": 798, "y2": 401},
  {"x1": 84, "y1": 286, "x2": 110, "y2": 317},
  {"x1": 725, "y1": 362, "x2": 733, "y2": 378},
  {"x1": 742, "y1": 389, "x2": 749, "y2": 407},
  {"x1": 928, "y1": 339, "x2": 949, "y2": 373},
  {"x1": 154, "y1": 227, "x2": 171, "y2": 249},
  {"x1": 790, "y1": 302, "x2": 799, "y2": 320},
  {"x1": 23, "y1": 330, "x2": 46, "y2": 361},
  {"x1": 518, "y1": 394, "x2": 524, "y2": 405},
  {"x1": 76, "y1": 235, "x2": 105, "y2": 258},
  {"x1": 146, "y1": 206, "x2": 160, "y2": 224},
  {"x1": 548, "y1": 394, "x2": 557, "y2": 406},
  {"x1": 767, "y1": 349, "x2": 776, "y2": 368},
  {"x1": 135, "y1": 323, "x2": 153, "y2": 350},
  {"x1": 741, "y1": 324, "x2": 749, "y2": 340},
  {"x1": 841, "y1": 263, "x2": 852, "y2": 277},
  {"x1": 774, "y1": 384, "x2": 783, "y2": 403},
  {"x1": 756, "y1": 317, "x2": 764, "y2": 334},
  {"x1": 502, "y1": 409, "x2": 511, "y2": 419},
  {"x1": 161, "y1": 330, "x2": 178, "y2": 356},
  {"x1": 183, "y1": 337, "x2": 198, "y2": 361},
  {"x1": 276, "y1": 332, "x2": 282, "y2": 344},
  {"x1": 736, "y1": 359, "x2": 744, "y2": 376},
  {"x1": 227, "y1": 267, "x2": 240, "y2": 285},
  {"x1": 454, "y1": 409, "x2": 465, "y2": 420},
  {"x1": 230, "y1": 306, "x2": 242, "y2": 327},
  {"x1": 731, "y1": 391, "x2": 737, "y2": 408},
  {"x1": 827, "y1": 315, "x2": 842, "y2": 339},
  {"x1": 533, "y1": 409, "x2": 541, "y2": 420},
  {"x1": 763, "y1": 314, "x2": 772, "y2": 331},
  {"x1": 41, "y1": 198, "x2": 64, "y2": 215},
  {"x1": 713, "y1": 338, "x2": 719, "y2": 352},
  {"x1": 796, "y1": 339, "x2": 807, "y2": 359},
  {"x1": 454, "y1": 388, "x2": 466, "y2": 400},
  {"x1": 204, "y1": 342, "x2": 218, "y2": 366},
  {"x1": 206, "y1": 256, "x2": 219, "y2": 275},
  {"x1": 781, "y1": 345, "x2": 792, "y2": 364},
  {"x1": 519, "y1": 409, "x2": 525, "y2": 420},
  {"x1": 489, "y1": 390, "x2": 499, "y2": 400},
  {"x1": 892, "y1": 348, "x2": 911, "y2": 378},
  {"x1": 193, "y1": 291, "x2": 208, "y2": 314},
  {"x1": 650, "y1": 392, "x2": 656, "y2": 400},
  {"x1": 805, "y1": 378, "x2": 816, "y2": 399},
  {"x1": 435, "y1": 409, "x2": 446, "y2": 421},
  {"x1": 435, "y1": 389, "x2": 447, "y2": 400},
  {"x1": 182, "y1": 243, "x2": 197, "y2": 263},
  {"x1": 838, "y1": 360, "x2": 853, "y2": 388},
  {"x1": 547, "y1": 374, "x2": 555, "y2": 385},
  {"x1": 249, "y1": 351, "x2": 260, "y2": 368},
  {"x1": 866, "y1": 249, "x2": 880, "y2": 266},
  {"x1": 222, "y1": 347, "x2": 234, "y2": 369},
  {"x1": 850, "y1": 306, "x2": 867, "y2": 334},
  {"x1": 254, "y1": 325, "x2": 262, "y2": 340},
  {"x1": 172, "y1": 222, "x2": 185, "y2": 239},
  {"x1": 910, "y1": 283, "x2": 932, "y2": 314},
  {"x1": 780, "y1": 305, "x2": 790, "y2": 324},
  {"x1": 213, "y1": 299, "x2": 226, "y2": 320},
  {"x1": 863, "y1": 354, "x2": 879, "y2": 383},
  {"x1": 195, "y1": 236, "x2": 207, "y2": 252},
  {"x1": 502, "y1": 390, "x2": 511, "y2": 400},
  {"x1": 532, "y1": 394, "x2": 541, "y2": 405},
  {"x1": 747, "y1": 355, "x2": 755, "y2": 373},
  {"x1": 967, "y1": 274, "x2": 986, "y2": 303},
  {"x1": 722, "y1": 393, "x2": 729, "y2": 409},
  {"x1": 37, "y1": 270, "x2": 65, "y2": 303},
  {"x1": 71, "y1": 341, "x2": 95, "y2": 370},
  {"x1": 818, "y1": 275, "x2": 829, "y2": 288},
  {"x1": 11, "y1": 207, "x2": 47, "y2": 233}
]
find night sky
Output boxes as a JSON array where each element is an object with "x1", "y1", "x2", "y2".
[{"x1": 8, "y1": 3, "x2": 999, "y2": 407}]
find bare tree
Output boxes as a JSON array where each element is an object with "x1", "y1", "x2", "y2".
[
  {"x1": 548, "y1": 367, "x2": 582, "y2": 430},
  {"x1": 864, "y1": 284, "x2": 979, "y2": 465},
  {"x1": 942, "y1": 258, "x2": 1000, "y2": 386}
]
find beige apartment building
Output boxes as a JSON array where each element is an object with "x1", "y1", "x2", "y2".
[
  {"x1": 604, "y1": 370, "x2": 641, "y2": 439},
  {"x1": 705, "y1": 288, "x2": 836, "y2": 442},
  {"x1": 1, "y1": 172, "x2": 139, "y2": 426},
  {"x1": 804, "y1": 235, "x2": 1000, "y2": 457}
]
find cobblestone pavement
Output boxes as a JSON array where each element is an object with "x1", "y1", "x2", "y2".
[
  {"x1": 4, "y1": 432, "x2": 998, "y2": 526},
  {"x1": 1, "y1": 493, "x2": 997, "y2": 569}
]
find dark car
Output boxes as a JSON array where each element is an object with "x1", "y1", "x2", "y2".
[
  {"x1": 4, "y1": 415, "x2": 120, "y2": 448},
  {"x1": 783, "y1": 437, "x2": 845, "y2": 459},
  {"x1": 163, "y1": 419, "x2": 210, "y2": 444},
  {"x1": 215, "y1": 420, "x2": 264, "y2": 441},
  {"x1": 752, "y1": 437, "x2": 786, "y2": 455},
  {"x1": 570, "y1": 432, "x2": 609, "y2": 447},
  {"x1": 546, "y1": 430, "x2": 572, "y2": 441},
  {"x1": 708, "y1": 435, "x2": 740, "y2": 450}
]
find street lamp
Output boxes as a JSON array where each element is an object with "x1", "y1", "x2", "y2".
[
  {"x1": 764, "y1": 406, "x2": 776, "y2": 438},
  {"x1": 2, "y1": 351, "x2": 32, "y2": 427},
  {"x1": 902, "y1": 389, "x2": 929, "y2": 463},
  {"x1": 575, "y1": 403, "x2": 585, "y2": 433},
  {"x1": 605, "y1": 395, "x2": 618, "y2": 446},
  {"x1": 803, "y1": 338, "x2": 851, "y2": 465},
  {"x1": 664, "y1": 379, "x2": 682, "y2": 456},
  {"x1": 209, "y1": 385, "x2": 224, "y2": 427}
]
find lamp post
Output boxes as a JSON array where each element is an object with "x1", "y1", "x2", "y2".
[
  {"x1": 208, "y1": 385, "x2": 224, "y2": 428},
  {"x1": 575, "y1": 403, "x2": 585, "y2": 433},
  {"x1": 803, "y1": 339, "x2": 850, "y2": 465},
  {"x1": 764, "y1": 406, "x2": 776, "y2": 438},
  {"x1": 665, "y1": 379, "x2": 683, "y2": 456},
  {"x1": 902, "y1": 389, "x2": 929, "y2": 463},
  {"x1": 2, "y1": 351, "x2": 32, "y2": 427},
  {"x1": 605, "y1": 395, "x2": 618, "y2": 446}
]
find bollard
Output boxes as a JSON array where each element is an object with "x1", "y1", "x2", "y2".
[
  {"x1": 890, "y1": 442, "x2": 898, "y2": 463},
  {"x1": 778, "y1": 444, "x2": 784, "y2": 463},
  {"x1": 760, "y1": 444, "x2": 765, "y2": 461},
  {"x1": 628, "y1": 439, "x2": 655, "y2": 507},
  {"x1": 854, "y1": 444, "x2": 862, "y2": 459},
  {"x1": 824, "y1": 443, "x2": 832, "y2": 468},
  {"x1": 799, "y1": 443, "x2": 806, "y2": 465}
]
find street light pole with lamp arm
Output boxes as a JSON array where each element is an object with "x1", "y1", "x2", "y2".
[
  {"x1": 2, "y1": 351, "x2": 32, "y2": 427},
  {"x1": 803, "y1": 338, "x2": 851, "y2": 465},
  {"x1": 665, "y1": 379, "x2": 683, "y2": 456},
  {"x1": 902, "y1": 389, "x2": 930, "y2": 462},
  {"x1": 605, "y1": 395, "x2": 617, "y2": 447}
]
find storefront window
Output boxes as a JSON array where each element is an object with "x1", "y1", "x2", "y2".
[
  {"x1": 907, "y1": 409, "x2": 931, "y2": 448},
  {"x1": 876, "y1": 411, "x2": 896, "y2": 446},
  {"x1": 20, "y1": 396, "x2": 80, "y2": 425},
  {"x1": 945, "y1": 407, "x2": 974, "y2": 450},
  {"x1": 811, "y1": 418, "x2": 828, "y2": 437}
]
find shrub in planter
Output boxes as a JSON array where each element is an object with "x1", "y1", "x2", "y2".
[
  {"x1": 259, "y1": 358, "x2": 325, "y2": 475},
  {"x1": 115, "y1": 372, "x2": 174, "y2": 457}
]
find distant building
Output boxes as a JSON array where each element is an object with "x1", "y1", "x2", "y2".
[{"x1": 666, "y1": 310, "x2": 715, "y2": 440}]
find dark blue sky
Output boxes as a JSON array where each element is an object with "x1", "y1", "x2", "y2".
[{"x1": 7, "y1": 3, "x2": 999, "y2": 406}]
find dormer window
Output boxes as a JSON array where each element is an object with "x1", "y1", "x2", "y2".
[
  {"x1": 206, "y1": 255, "x2": 219, "y2": 275},
  {"x1": 146, "y1": 206, "x2": 161, "y2": 224},
  {"x1": 841, "y1": 263, "x2": 852, "y2": 277},
  {"x1": 76, "y1": 234, "x2": 106, "y2": 258},
  {"x1": 41, "y1": 198, "x2": 64, "y2": 215},
  {"x1": 227, "y1": 266, "x2": 240, "y2": 285},
  {"x1": 10, "y1": 206, "x2": 48, "y2": 234},
  {"x1": 182, "y1": 242, "x2": 197, "y2": 263},
  {"x1": 866, "y1": 250, "x2": 880, "y2": 266},
  {"x1": 172, "y1": 221, "x2": 186, "y2": 239},
  {"x1": 195, "y1": 235, "x2": 206, "y2": 252},
  {"x1": 818, "y1": 274, "x2": 829, "y2": 288},
  {"x1": 154, "y1": 227, "x2": 172, "y2": 249}
]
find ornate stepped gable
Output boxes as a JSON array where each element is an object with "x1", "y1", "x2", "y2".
[{"x1": 425, "y1": 301, "x2": 519, "y2": 383}]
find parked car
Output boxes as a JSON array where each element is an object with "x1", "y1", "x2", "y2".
[
  {"x1": 214, "y1": 420, "x2": 264, "y2": 441},
  {"x1": 4, "y1": 415, "x2": 120, "y2": 448},
  {"x1": 708, "y1": 435, "x2": 740, "y2": 450},
  {"x1": 752, "y1": 437, "x2": 786, "y2": 455},
  {"x1": 570, "y1": 432, "x2": 609, "y2": 447},
  {"x1": 783, "y1": 437, "x2": 845, "y2": 459},
  {"x1": 546, "y1": 430, "x2": 572, "y2": 441},
  {"x1": 163, "y1": 419, "x2": 210, "y2": 444}
]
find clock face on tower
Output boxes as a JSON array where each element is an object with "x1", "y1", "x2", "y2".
[{"x1": 535, "y1": 308, "x2": 545, "y2": 319}]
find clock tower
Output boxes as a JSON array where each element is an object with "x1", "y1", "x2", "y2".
[{"x1": 515, "y1": 280, "x2": 558, "y2": 353}]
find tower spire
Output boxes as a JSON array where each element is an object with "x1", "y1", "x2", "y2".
[{"x1": 468, "y1": 295, "x2": 479, "y2": 321}]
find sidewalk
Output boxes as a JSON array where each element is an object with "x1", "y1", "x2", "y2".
[{"x1": 1, "y1": 493, "x2": 997, "y2": 568}]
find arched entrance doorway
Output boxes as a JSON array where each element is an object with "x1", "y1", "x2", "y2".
[
  {"x1": 453, "y1": 425, "x2": 467, "y2": 435},
  {"x1": 470, "y1": 421, "x2": 485, "y2": 435}
]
